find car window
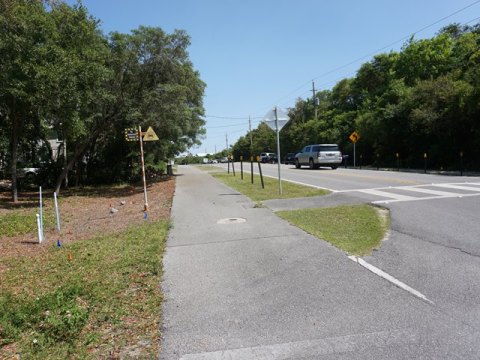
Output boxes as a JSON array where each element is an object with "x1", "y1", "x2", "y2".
[
  {"x1": 312, "y1": 145, "x2": 320, "y2": 152},
  {"x1": 304, "y1": 146, "x2": 311, "y2": 152},
  {"x1": 319, "y1": 145, "x2": 339, "y2": 152}
]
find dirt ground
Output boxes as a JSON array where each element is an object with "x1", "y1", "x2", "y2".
[{"x1": 0, "y1": 177, "x2": 175, "y2": 261}]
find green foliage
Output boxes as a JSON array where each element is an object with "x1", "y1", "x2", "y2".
[
  {"x1": 0, "y1": 0, "x2": 205, "y2": 193},
  {"x1": 232, "y1": 23, "x2": 480, "y2": 171}
]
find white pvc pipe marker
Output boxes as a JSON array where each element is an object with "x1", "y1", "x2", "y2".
[
  {"x1": 36, "y1": 214, "x2": 43, "y2": 243},
  {"x1": 39, "y1": 186, "x2": 44, "y2": 241},
  {"x1": 54, "y1": 192, "x2": 61, "y2": 232}
]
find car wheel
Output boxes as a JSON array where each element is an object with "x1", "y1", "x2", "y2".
[
  {"x1": 309, "y1": 159, "x2": 314, "y2": 170},
  {"x1": 331, "y1": 166, "x2": 338, "y2": 170},
  {"x1": 295, "y1": 159, "x2": 301, "y2": 169}
]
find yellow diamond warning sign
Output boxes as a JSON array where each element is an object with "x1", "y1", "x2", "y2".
[
  {"x1": 142, "y1": 126, "x2": 159, "y2": 141},
  {"x1": 349, "y1": 131, "x2": 360, "y2": 143}
]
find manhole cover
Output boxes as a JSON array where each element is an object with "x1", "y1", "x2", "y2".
[{"x1": 217, "y1": 217, "x2": 247, "y2": 224}]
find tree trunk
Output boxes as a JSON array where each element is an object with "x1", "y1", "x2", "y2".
[
  {"x1": 54, "y1": 128, "x2": 101, "y2": 194},
  {"x1": 10, "y1": 110, "x2": 19, "y2": 203}
]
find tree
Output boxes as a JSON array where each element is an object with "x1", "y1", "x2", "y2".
[
  {"x1": 0, "y1": 0, "x2": 53, "y2": 201},
  {"x1": 396, "y1": 34, "x2": 455, "y2": 85},
  {"x1": 83, "y1": 26, "x2": 205, "y2": 185}
]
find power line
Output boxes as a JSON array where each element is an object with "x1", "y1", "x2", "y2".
[
  {"x1": 204, "y1": 114, "x2": 262, "y2": 120},
  {"x1": 310, "y1": 0, "x2": 480, "y2": 83},
  {"x1": 257, "y1": 0, "x2": 480, "y2": 114},
  {"x1": 203, "y1": 2, "x2": 480, "y2": 142},
  {"x1": 207, "y1": 122, "x2": 247, "y2": 129}
]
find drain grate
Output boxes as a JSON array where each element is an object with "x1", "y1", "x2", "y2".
[{"x1": 217, "y1": 217, "x2": 247, "y2": 224}]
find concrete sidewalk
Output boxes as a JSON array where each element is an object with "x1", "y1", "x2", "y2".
[{"x1": 159, "y1": 166, "x2": 478, "y2": 360}]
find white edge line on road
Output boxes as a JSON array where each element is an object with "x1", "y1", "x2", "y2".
[
  {"x1": 259, "y1": 173, "x2": 336, "y2": 192},
  {"x1": 335, "y1": 182, "x2": 480, "y2": 194},
  {"x1": 372, "y1": 192, "x2": 480, "y2": 204},
  {"x1": 348, "y1": 255, "x2": 434, "y2": 305}
]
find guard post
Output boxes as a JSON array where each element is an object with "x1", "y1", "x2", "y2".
[{"x1": 257, "y1": 155, "x2": 264, "y2": 189}]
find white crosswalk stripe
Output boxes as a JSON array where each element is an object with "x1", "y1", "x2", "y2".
[
  {"x1": 398, "y1": 186, "x2": 463, "y2": 197},
  {"x1": 430, "y1": 183, "x2": 480, "y2": 192},
  {"x1": 351, "y1": 182, "x2": 480, "y2": 204},
  {"x1": 357, "y1": 188, "x2": 417, "y2": 201}
]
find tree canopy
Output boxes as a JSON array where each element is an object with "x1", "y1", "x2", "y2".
[
  {"x1": 0, "y1": 0, "x2": 205, "y2": 200},
  {"x1": 231, "y1": 23, "x2": 480, "y2": 171}
]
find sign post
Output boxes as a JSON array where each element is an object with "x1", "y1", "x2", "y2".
[
  {"x1": 263, "y1": 106, "x2": 289, "y2": 195},
  {"x1": 125, "y1": 126, "x2": 159, "y2": 212},
  {"x1": 138, "y1": 126, "x2": 148, "y2": 211},
  {"x1": 349, "y1": 131, "x2": 360, "y2": 168}
]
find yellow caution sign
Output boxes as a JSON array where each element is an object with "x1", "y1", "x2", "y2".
[
  {"x1": 349, "y1": 131, "x2": 360, "y2": 143},
  {"x1": 142, "y1": 126, "x2": 159, "y2": 141}
]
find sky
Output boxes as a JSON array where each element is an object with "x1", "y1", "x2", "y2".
[{"x1": 67, "y1": 0, "x2": 480, "y2": 155}]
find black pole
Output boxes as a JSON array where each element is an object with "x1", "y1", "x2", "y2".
[
  {"x1": 424, "y1": 153, "x2": 427, "y2": 174},
  {"x1": 257, "y1": 161, "x2": 264, "y2": 189},
  {"x1": 460, "y1": 151, "x2": 464, "y2": 176},
  {"x1": 232, "y1": 158, "x2": 235, "y2": 176},
  {"x1": 240, "y1": 156, "x2": 243, "y2": 180},
  {"x1": 396, "y1": 153, "x2": 400, "y2": 171},
  {"x1": 377, "y1": 153, "x2": 379, "y2": 171},
  {"x1": 227, "y1": 159, "x2": 230, "y2": 174},
  {"x1": 251, "y1": 156, "x2": 254, "y2": 184}
]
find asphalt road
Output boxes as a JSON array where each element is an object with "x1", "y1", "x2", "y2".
[
  {"x1": 160, "y1": 165, "x2": 480, "y2": 359},
  {"x1": 228, "y1": 163, "x2": 480, "y2": 327}
]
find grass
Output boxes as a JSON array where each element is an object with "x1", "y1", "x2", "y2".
[
  {"x1": 277, "y1": 205, "x2": 389, "y2": 256},
  {"x1": 0, "y1": 211, "x2": 55, "y2": 237},
  {"x1": 195, "y1": 164, "x2": 223, "y2": 172},
  {"x1": 0, "y1": 220, "x2": 169, "y2": 359},
  {"x1": 211, "y1": 171, "x2": 329, "y2": 202}
]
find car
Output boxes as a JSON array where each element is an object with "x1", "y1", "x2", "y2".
[
  {"x1": 295, "y1": 144, "x2": 342, "y2": 169},
  {"x1": 260, "y1": 152, "x2": 278, "y2": 163},
  {"x1": 15, "y1": 166, "x2": 41, "y2": 189},
  {"x1": 283, "y1": 153, "x2": 296, "y2": 165},
  {"x1": 17, "y1": 167, "x2": 40, "y2": 178},
  {"x1": 219, "y1": 157, "x2": 229, "y2": 163}
]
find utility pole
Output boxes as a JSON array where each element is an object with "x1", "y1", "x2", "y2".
[
  {"x1": 312, "y1": 80, "x2": 317, "y2": 121},
  {"x1": 225, "y1": 133, "x2": 228, "y2": 152}
]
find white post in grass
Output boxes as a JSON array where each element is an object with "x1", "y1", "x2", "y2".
[
  {"x1": 54, "y1": 192, "x2": 61, "y2": 232},
  {"x1": 39, "y1": 186, "x2": 44, "y2": 241},
  {"x1": 36, "y1": 214, "x2": 43, "y2": 243}
]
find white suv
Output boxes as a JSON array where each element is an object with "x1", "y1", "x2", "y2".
[{"x1": 295, "y1": 144, "x2": 342, "y2": 169}]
